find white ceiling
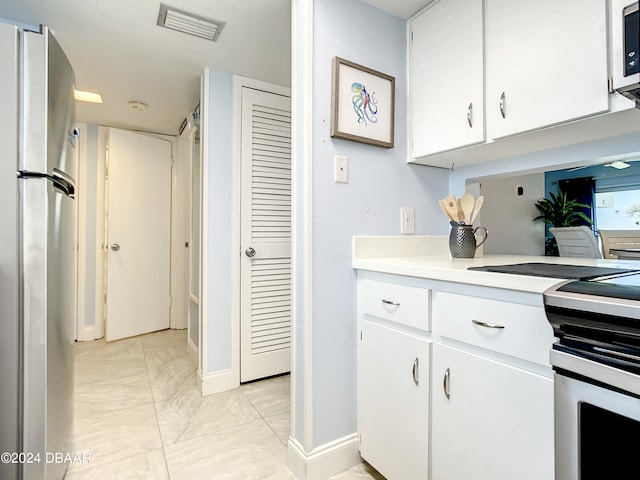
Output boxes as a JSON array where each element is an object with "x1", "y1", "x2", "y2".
[
  {"x1": 361, "y1": 0, "x2": 430, "y2": 19},
  {"x1": 0, "y1": 0, "x2": 427, "y2": 136}
]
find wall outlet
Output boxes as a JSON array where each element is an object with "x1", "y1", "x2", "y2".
[
  {"x1": 401, "y1": 207, "x2": 415, "y2": 234},
  {"x1": 334, "y1": 155, "x2": 348, "y2": 183}
]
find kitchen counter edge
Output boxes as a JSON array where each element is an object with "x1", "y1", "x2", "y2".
[{"x1": 352, "y1": 254, "x2": 636, "y2": 294}]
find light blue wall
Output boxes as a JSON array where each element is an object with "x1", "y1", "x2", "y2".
[
  {"x1": 205, "y1": 70, "x2": 234, "y2": 373},
  {"x1": 303, "y1": 0, "x2": 449, "y2": 448},
  {"x1": 82, "y1": 124, "x2": 99, "y2": 327}
]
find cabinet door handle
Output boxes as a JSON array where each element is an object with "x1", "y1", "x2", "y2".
[
  {"x1": 443, "y1": 368, "x2": 450, "y2": 399},
  {"x1": 499, "y1": 92, "x2": 506, "y2": 119},
  {"x1": 412, "y1": 358, "x2": 419, "y2": 386},
  {"x1": 472, "y1": 319, "x2": 505, "y2": 329},
  {"x1": 381, "y1": 299, "x2": 400, "y2": 306},
  {"x1": 467, "y1": 102, "x2": 473, "y2": 128}
]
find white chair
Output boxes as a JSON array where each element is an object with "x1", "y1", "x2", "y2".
[
  {"x1": 598, "y1": 229, "x2": 640, "y2": 259},
  {"x1": 549, "y1": 226, "x2": 603, "y2": 258}
]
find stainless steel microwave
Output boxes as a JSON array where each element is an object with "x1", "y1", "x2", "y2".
[{"x1": 616, "y1": 1, "x2": 640, "y2": 105}]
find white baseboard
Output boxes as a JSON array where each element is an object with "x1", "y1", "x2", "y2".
[
  {"x1": 198, "y1": 368, "x2": 239, "y2": 396},
  {"x1": 287, "y1": 434, "x2": 361, "y2": 480},
  {"x1": 187, "y1": 337, "x2": 198, "y2": 368},
  {"x1": 76, "y1": 324, "x2": 100, "y2": 342}
]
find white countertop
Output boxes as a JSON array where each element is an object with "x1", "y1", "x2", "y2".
[{"x1": 352, "y1": 236, "x2": 640, "y2": 294}]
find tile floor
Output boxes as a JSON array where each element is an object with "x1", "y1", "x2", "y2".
[{"x1": 68, "y1": 329, "x2": 385, "y2": 480}]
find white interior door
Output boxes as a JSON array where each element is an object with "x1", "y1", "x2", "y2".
[
  {"x1": 240, "y1": 87, "x2": 292, "y2": 382},
  {"x1": 106, "y1": 128, "x2": 172, "y2": 341}
]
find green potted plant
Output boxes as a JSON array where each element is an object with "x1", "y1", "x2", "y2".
[{"x1": 533, "y1": 189, "x2": 593, "y2": 255}]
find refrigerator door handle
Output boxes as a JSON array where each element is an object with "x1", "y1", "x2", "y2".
[
  {"x1": 51, "y1": 173, "x2": 75, "y2": 198},
  {"x1": 18, "y1": 170, "x2": 75, "y2": 198}
]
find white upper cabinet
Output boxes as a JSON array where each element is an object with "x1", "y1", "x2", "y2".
[
  {"x1": 410, "y1": 0, "x2": 484, "y2": 157},
  {"x1": 484, "y1": 0, "x2": 609, "y2": 139},
  {"x1": 409, "y1": 0, "x2": 613, "y2": 166}
]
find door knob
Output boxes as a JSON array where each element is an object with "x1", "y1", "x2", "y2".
[
  {"x1": 245, "y1": 247, "x2": 256, "y2": 257},
  {"x1": 111, "y1": 243, "x2": 120, "y2": 251}
]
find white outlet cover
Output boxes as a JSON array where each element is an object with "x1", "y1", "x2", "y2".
[
  {"x1": 334, "y1": 155, "x2": 348, "y2": 183},
  {"x1": 401, "y1": 207, "x2": 415, "y2": 234}
]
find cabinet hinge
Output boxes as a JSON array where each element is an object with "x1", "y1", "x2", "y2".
[
  {"x1": 608, "y1": 77, "x2": 614, "y2": 94},
  {"x1": 360, "y1": 331, "x2": 363, "y2": 341}
]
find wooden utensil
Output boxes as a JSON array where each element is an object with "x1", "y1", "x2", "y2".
[
  {"x1": 470, "y1": 195, "x2": 485, "y2": 224},
  {"x1": 460, "y1": 193, "x2": 475, "y2": 224},
  {"x1": 438, "y1": 199, "x2": 455, "y2": 222},
  {"x1": 443, "y1": 195, "x2": 460, "y2": 223},
  {"x1": 456, "y1": 199, "x2": 465, "y2": 223}
]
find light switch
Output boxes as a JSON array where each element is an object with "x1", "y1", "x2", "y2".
[
  {"x1": 401, "y1": 207, "x2": 415, "y2": 234},
  {"x1": 334, "y1": 155, "x2": 348, "y2": 183}
]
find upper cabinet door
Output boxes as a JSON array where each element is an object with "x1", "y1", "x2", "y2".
[
  {"x1": 410, "y1": 0, "x2": 484, "y2": 159},
  {"x1": 485, "y1": 0, "x2": 609, "y2": 140}
]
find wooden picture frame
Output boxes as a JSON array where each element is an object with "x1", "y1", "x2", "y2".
[{"x1": 330, "y1": 57, "x2": 395, "y2": 148}]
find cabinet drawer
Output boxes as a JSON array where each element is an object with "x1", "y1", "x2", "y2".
[
  {"x1": 435, "y1": 292, "x2": 554, "y2": 365},
  {"x1": 359, "y1": 279, "x2": 430, "y2": 331}
]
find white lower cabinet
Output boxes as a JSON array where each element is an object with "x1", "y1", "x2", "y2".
[
  {"x1": 356, "y1": 275, "x2": 555, "y2": 480},
  {"x1": 358, "y1": 319, "x2": 430, "y2": 480},
  {"x1": 431, "y1": 343, "x2": 554, "y2": 480}
]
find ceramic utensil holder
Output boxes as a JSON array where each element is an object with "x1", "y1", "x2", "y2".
[{"x1": 449, "y1": 224, "x2": 488, "y2": 258}]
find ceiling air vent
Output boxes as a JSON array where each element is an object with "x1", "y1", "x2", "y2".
[{"x1": 157, "y1": 4, "x2": 225, "y2": 42}]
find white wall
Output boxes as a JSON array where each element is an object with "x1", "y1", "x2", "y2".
[
  {"x1": 478, "y1": 173, "x2": 545, "y2": 255},
  {"x1": 291, "y1": 0, "x2": 450, "y2": 454},
  {"x1": 595, "y1": 190, "x2": 640, "y2": 229}
]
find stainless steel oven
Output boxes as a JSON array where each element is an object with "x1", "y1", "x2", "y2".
[{"x1": 544, "y1": 274, "x2": 640, "y2": 479}]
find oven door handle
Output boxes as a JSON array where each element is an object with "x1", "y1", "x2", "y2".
[{"x1": 593, "y1": 346, "x2": 640, "y2": 363}]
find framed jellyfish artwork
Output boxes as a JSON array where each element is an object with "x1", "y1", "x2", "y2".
[{"x1": 330, "y1": 57, "x2": 395, "y2": 148}]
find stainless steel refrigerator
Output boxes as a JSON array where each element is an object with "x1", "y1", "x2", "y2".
[{"x1": 0, "y1": 23, "x2": 77, "y2": 480}]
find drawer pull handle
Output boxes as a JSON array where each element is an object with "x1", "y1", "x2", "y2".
[
  {"x1": 382, "y1": 299, "x2": 400, "y2": 306},
  {"x1": 472, "y1": 319, "x2": 505, "y2": 329},
  {"x1": 444, "y1": 368, "x2": 450, "y2": 399},
  {"x1": 412, "y1": 358, "x2": 419, "y2": 386}
]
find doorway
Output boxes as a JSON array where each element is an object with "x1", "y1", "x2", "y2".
[
  {"x1": 104, "y1": 128, "x2": 173, "y2": 341},
  {"x1": 239, "y1": 86, "x2": 292, "y2": 382}
]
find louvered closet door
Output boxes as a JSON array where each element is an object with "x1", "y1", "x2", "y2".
[{"x1": 240, "y1": 87, "x2": 292, "y2": 382}]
